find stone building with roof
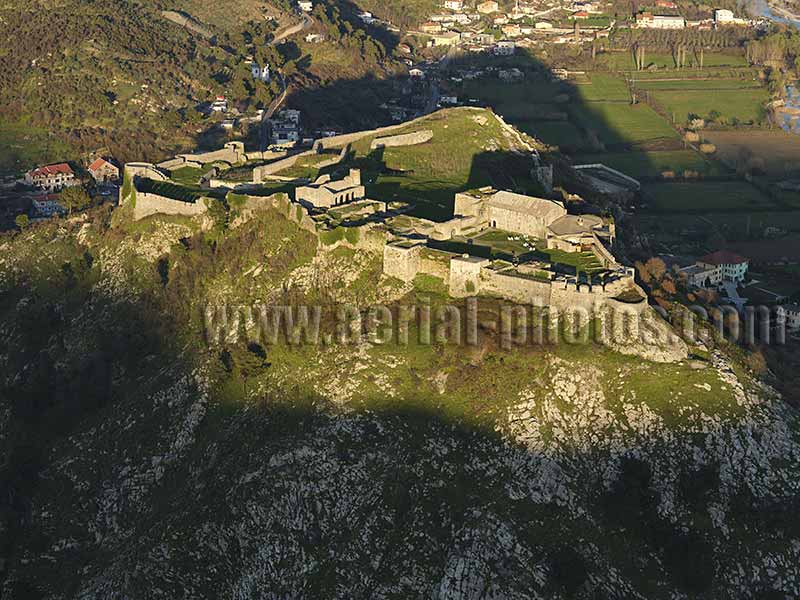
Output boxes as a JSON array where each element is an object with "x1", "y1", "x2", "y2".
[{"x1": 295, "y1": 169, "x2": 366, "y2": 209}]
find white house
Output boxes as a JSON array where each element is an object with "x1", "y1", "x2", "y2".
[
  {"x1": 31, "y1": 192, "x2": 66, "y2": 217},
  {"x1": 25, "y1": 163, "x2": 77, "y2": 192},
  {"x1": 211, "y1": 96, "x2": 228, "y2": 113},
  {"x1": 682, "y1": 250, "x2": 749, "y2": 287},
  {"x1": 780, "y1": 304, "x2": 800, "y2": 331},
  {"x1": 477, "y1": 0, "x2": 499, "y2": 14},
  {"x1": 298, "y1": 0, "x2": 313, "y2": 12},
  {"x1": 494, "y1": 40, "x2": 516, "y2": 55},
  {"x1": 714, "y1": 9, "x2": 734, "y2": 22},
  {"x1": 251, "y1": 63, "x2": 271, "y2": 82},
  {"x1": 636, "y1": 13, "x2": 686, "y2": 29},
  {"x1": 444, "y1": 0, "x2": 464, "y2": 10}
]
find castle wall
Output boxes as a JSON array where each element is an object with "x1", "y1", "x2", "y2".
[
  {"x1": 383, "y1": 244, "x2": 422, "y2": 282},
  {"x1": 418, "y1": 251, "x2": 452, "y2": 281},
  {"x1": 133, "y1": 193, "x2": 209, "y2": 221},
  {"x1": 370, "y1": 130, "x2": 433, "y2": 150},
  {"x1": 488, "y1": 206, "x2": 547, "y2": 239},
  {"x1": 480, "y1": 270, "x2": 553, "y2": 305},
  {"x1": 449, "y1": 256, "x2": 490, "y2": 297},
  {"x1": 125, "y1": 163, "x2": 168, "y2": 182}
]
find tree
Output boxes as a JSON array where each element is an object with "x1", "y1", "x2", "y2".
[
  {"x1": 15, "y1": 214, "x2": 29, "y2": 231},
  {"x1": 59, "y1": 186, "x2": 91, "y2": 215}
]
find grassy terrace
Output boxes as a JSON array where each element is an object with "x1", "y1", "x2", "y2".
[
  {"x1": 169, "y1": 164, "x2": 217, "y2": 186},
  {"x1": 137, "y1": 178, "x2": 227, "y2": 202},
  {"x1": 331, "y1": 108, "x2": 544, "y2": 221},
  {"x1": 451, "y1": 229, "x2": 606, "y2": 275}
]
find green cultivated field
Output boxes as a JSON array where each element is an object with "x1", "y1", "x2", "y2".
[
  {"x1": 575, "y1": 73, "x2": 632, "y2": 102},
  {"x1": 635, "y1": 78, "x2": 763, "y2": 91},
  {"x1": 571, "y1": 102, "x2": 678, "y2": 145},
  {"x1": 603, "y1": 50, "x2": 749, "y2": 70},
  {"x1": 649, "y1": 88, "x2": 768, "y2": 124},
  {"x1": 643, "y1": 181, "x2": 775, "y2": 212},
  {"x1": 573, "y1": 150, "x2": 713, "y2": 177}
]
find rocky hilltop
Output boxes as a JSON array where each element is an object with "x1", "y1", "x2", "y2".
[
  {"x1": 1, "y1": 109, "x2": 800, "y2": 597},
  {"x1": 0, "y1": 195, "x2": 798, "y2": 599}
]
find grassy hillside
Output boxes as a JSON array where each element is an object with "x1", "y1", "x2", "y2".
[
  {"x1": 0, "y1": 195, "x2": 798, "y2": 597},
  {"x1": 0, "y1": 0, "x2": 401, "y2": 173}
]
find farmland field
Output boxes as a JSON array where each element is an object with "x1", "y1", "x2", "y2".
[
  {"x1": 634, "y1": 78, "x2": 763, "y2": 91},
  {"x1": 602, "y1": 50, "x2": 749, "y2": 70},
  {"x1": 647, "y1": 88, "x2": 769, "y2": 124},
  {"x1": 642, "y1": 181, "x2": 776, "y2": 212},
  {"x1": 570, "y1": 102, "x2": 678, "y2": 145},
  {"x1": 572, "y1": 149, "x2": 714, "y2": 177},
  {"x1": 701, "y1": 130, "x2": 800, "y2": 176},
  {"x1": 574, "y1": 73, "x2": 631, "y2": 102}
]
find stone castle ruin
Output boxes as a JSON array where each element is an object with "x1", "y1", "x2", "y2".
[{"x1": 121, "y1": 145, "x2": 636, "y2": 315}]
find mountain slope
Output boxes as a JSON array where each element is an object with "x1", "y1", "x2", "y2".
[{"x1": 1, "y1": 182, "x2": 799, "y2": 598}]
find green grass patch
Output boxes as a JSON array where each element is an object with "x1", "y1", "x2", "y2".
[
  {"x1": 648, "y1": 88, "x2": 769, "y2": 125},
  {"x1": 575, "y1": 73, "x2": 631, "y2": 102},
  {"x1": 0, "y1": 122, "x2": 73, "y2": 175},
  {"x1": 571, "y1": 102, "x2": 678, "y2": 145},
  {"x1": 642, "y1": 181, "x2": 776, "y2": 213}
]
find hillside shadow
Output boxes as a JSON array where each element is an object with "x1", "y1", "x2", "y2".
[{"x1": 0, "y1": 206, "x2": 796, "y2": 599}]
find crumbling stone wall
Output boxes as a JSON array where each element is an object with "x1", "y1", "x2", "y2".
[
  {"x1": 383, "y1": 243, "x2": 422, "y2": 282},
  {"x1": 133, "y1": 193, "x2": 209, "y2": 221},
  {"x1": 370, "y1": 130, "x2": 433, "y2": 151}
]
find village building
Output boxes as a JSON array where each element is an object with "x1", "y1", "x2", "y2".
[
  {"x1": 298, "y1": 0, "x2": 313, "y2": 12},
  {"x1": 477, "y1": 0, "x2": 500, "y2": 14},
  {"x1": 636, "y1": 12, "x2": 686, "y2": 28},
  {"x1": 420, "y1": 21, "x2": 443, "y2": 33},
  {"x1": 681, "y1": 250, "x2": 749, "y2": 287},
  {"x1": 25, "y1": 163, "x2": 77, "y2": 192},
  {"x1": 211, "y1": 96, "x2": 228, "y2": 113},
  {"x1": 444, "y1": 0, "x2": 464, "y2": 10},
  {"x1": 430, "y1": 31, "x2": 461, "y2": 46},
  {"x1": 251, "y1": 63, "x2": 271, "y2": 82},
  {"x1": 494, "y1": 39, "x2": 517, "y2": 55},
  {"x1": 697, "y1": 250, "x2": 749, "y2": 282},
  {"x1": 501, "y1": 23, "x2": 523, "y2": 37},
  {"x1": 88, "y1": 158, "x2": 119, "y2": 183},
  {"x1": 780, "y1": 304, "x2": 800, "y2": 332},
  {"x1": 295, "y1": 169, "x2": 366, "y2": 209}
]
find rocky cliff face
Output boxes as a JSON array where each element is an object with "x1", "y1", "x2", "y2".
[{"x1": 1, "y1": 208, "x2": 799, "y2": 599}]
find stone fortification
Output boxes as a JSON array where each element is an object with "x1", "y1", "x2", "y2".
[{"x1": 370, "y1": 130, "x2": 433, "y2": 151}]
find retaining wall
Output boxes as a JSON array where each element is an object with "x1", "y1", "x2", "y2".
[
  {"x1": 133, "y1": 193, "x2": 209, "y2": 221},
  {"x1": 370, "y1": 130, "x2": 433, "y2": 150}
]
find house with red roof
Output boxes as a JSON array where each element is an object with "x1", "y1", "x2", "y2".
[
  {"x1": 88, "y1": 158, "x2": 119, "y2": 183},
  {"x1": 25, "y1": 163, "x2": 76, "y2": 192},
  {"x1": 699, "y1": 250, "x2": 749, "y2": 282}
]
